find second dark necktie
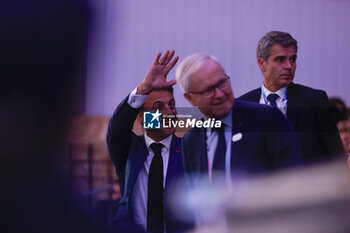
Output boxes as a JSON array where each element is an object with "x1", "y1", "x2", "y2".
[
  {"x1": 212, "y1": 124, "x2": 226, "y2": 172},
  {"x1": 267, "y1": 93, "x2": 279, "y2": 107},
  {"x1": 147, "y1": 143, "x2": 164, "y2": 233}
]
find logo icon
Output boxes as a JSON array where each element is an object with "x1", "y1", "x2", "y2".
[{"x1": 143, "y1": 110, "x2": 162, "y2": 129}]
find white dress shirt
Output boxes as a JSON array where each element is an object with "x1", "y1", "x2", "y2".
[
  {"x1": 206, "y1": 110, "x2": 233, "y2": 185},
  {"x1": 259, "y1": 84, "x2": 288, "y2": 116}
]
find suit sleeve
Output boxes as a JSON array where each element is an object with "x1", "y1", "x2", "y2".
[
  {"x1": 265, "y1": 107, "x2": 304, "y2": 169},
  {"x1": 106, "y1": 95, "x2": 140, "y2": 177},
  {"x1": 314, "y1": 91, "x2": 345, "y2": 159}
]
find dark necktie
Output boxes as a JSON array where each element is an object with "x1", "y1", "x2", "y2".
[
  {"x1": 267, "y1": 93, "x2": 279, "y2": 107},
  {"x1": 212, "y1": 124, "x2": 226, "y2": 172},
  {"x1": 147, "y1": 143, "x2": 164, "y2": 233}
]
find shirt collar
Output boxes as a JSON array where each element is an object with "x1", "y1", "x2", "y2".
[
  {"x1": 144, "y1": 133, "x2": 173, "y2": 151},
  {"x1": 206, "y1": 108, "x2": 233, "y2": 135},
  {"x1": 220, "y1": 108, "x2": 233, "y2": 128},
  {"x1": 261, "y1": 83, "x2": 288, "y2": 99}
]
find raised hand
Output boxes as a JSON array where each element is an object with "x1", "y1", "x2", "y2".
[{"x1": 137, "y1": 50, "x2": 179, "y2": 95}]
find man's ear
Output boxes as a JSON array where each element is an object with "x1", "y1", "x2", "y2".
[
  {"x1": 257, "y1": 57, "x2": 266, "y2": 73},
  {"x1": 184, "y1": 93, "x2": 197, "y2": 106},
  {"x1": 137, "y1": 111, "x2": 143, "y2": 125}
]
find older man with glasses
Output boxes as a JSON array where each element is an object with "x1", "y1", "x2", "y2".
[{"x1": 176, "y1": 53, "x2": 304, "y2": 184}]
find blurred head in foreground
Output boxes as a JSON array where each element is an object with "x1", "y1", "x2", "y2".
[{"x1": 0, "y1": 0, "x2": 95, "y2": 232}]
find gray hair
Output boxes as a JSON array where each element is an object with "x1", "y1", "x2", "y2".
[
  {"x1": 176, "y1": 53, "x2": 218, "y2": 93},
  {"x1": 257, "y1": 31, "x2": 298, "y2": 61}
]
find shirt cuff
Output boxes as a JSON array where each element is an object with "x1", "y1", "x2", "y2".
[{"x1": 127, "y1": 87, "x2": 148, "y2": 108}]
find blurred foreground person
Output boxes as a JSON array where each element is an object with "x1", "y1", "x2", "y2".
[
  {"x1": 329, "y1": 97, "x2": 350, "y2": 167},
  {"x1": 239, "y1": 31, "x2": 344, "y2": 164},
  {"x1": 107, "y1": 50, "x2": 193, "y2": 233},
  {"x1": 337, "y1": 120, "x2": 350, "y2": 167},
  {"x1": 0, "y1": 0, "x2": 99, "y2": 232},
  {"x1": 329, "y1": 97, "x2": 348, "y2": 124}
]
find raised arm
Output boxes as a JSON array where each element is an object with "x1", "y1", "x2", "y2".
[
  {"x1": 137, "y1": 49, "x2": 178, "y2": 95},
  {"x1": 107, "y1": 50, "x2": 179, "y2": 175}
]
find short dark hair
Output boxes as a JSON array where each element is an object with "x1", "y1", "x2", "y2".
[
  {"x1": 257, "y1": 31, "x2": 298, "y2": 61},
  {"x1": 158, "y1": 85, "x2": 174, "y2": 94},
  {"x1": 148, "y1": 86, "x2": 174, "y2": 95},
  {"x1": 139, "y1": 86, "x2": 174, "y2": 113}
]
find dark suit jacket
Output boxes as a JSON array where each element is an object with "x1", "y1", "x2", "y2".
[
  {"x1": 182, "y1": 99, "x2": 304, "y2": 182},
  {"x1": 107, "y1": 96, "x2": 191, "y2": 233},
  {"x1": 239, "y1": 83, "x2": 344, "y2": 164}
]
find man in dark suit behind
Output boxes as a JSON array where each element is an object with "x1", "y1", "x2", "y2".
[
  {"x1": 107, "y1": 50, "x2": 192, "y2": 232},
  {"x1": 239, "y1": 31, "x2": 344, "y2": 165},
  {"x1": 175, "y1": 53, "x2": 303, "y2": 185}
]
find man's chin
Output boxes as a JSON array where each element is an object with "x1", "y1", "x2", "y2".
[
  {"x1": 146, "y1": 128, "x2": 175, "y2": 141},
  {"x1": 161, "y1": 127, "x2": 176, "y2": 136},
  {"x1": 206, "y1": 107, "x2": 231, "y2": 120},
  {"x1": 212, "y1": 111, "x2": 230, "y2": 120},
  {"x1": 198, "y1": 103, "x2": 232, "y2": 119},
  {"x1": 282, "y1": 77, "x2": 293, "y2": 84},
  {"x1": 215, "y1": 101, "x2": 234, "y2": 118}
]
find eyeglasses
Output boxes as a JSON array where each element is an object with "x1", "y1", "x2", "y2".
[{"x1": 190, "y1": 75, "x2": 231, "y2": 99}]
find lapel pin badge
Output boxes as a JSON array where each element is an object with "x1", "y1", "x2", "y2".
[{"x1": 232, "y1": 133, "x2": 243, "y2": 142}]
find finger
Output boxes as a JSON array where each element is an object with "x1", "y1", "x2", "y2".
[
  {"x1": 165, "y1": 79, "x2": 177, "y2": 87},
  {"x1": 153, "y1": 52, "x2": 162, "y2": 65},
  {"x1": 168, "y1": 56, "x2": 179, "y2": 68},
  {"x1": 164, "y1": 56, "x2": 179, "y2": 73},
  {"x1": 164, "y1": 49, "x2": 175, "y2": 65},
  {"x1": 159, "y1": 50, "x2": 169, "y2": 64}
]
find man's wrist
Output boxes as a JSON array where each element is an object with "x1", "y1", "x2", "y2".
[
  {"x1": 136, "y1": 81, "x2": 152, "y2": 95},
  {"x1": 128, "y1": 87, "x2": 148, "y2": 108}
]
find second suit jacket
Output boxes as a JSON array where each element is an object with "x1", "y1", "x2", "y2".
[
  {"x1": 239, "y1": 83, "x2": 344, "y2": 164},
  {"x1": 182, "y1": 99, "x2": 304, "y2": 182},
  {"x1": 107, "y1": 96, "x2": 192, "y2": 233}
]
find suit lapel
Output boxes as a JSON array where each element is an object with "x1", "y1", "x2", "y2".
[
  {"x1": 253, "y1": 88, "x2": 261, "y2": 102},
  {"x1": 230, "y1": 101, "x2": 245, "y2": 172},
  {"x1": 286, "y1": 83, "x2": 298, "y2": 127},
  {"x1": 127, "y1": 135, "x2": 149, "y2": 194},
  {"x1": 185, "y1": 126, "x2": 208, "y2": 175},
  {"x1": 164, "y1": 136, "x2": 182, "y2": 207},
  {"x1": 198, "y1": 127, "x2": 209, "y2": 173}
]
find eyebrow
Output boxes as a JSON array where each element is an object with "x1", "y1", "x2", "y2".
[
  {"x1": 150, "y1": 100, "x2": 161, "y2": 106},
  {"x1": 152, "y1": 98, "x2": 175, "y2": 105},
  {"x1": 274, "y1": 55, "x2": 287, "y2": 60},
  {"x1": 203, "y1": 77, "x2": 227, "y2": 91},
  {"x1": 274, "y1": 53, "x2": 297, "y2": 58}
]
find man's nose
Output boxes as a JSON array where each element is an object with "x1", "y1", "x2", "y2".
[
  {"x1": 214, "y1": 86, "x2": 225, "y2": 98},
  {"x1": 285, "y1": 60, "x2": 292, "y2": 69},
  {"x1": 164, "y1": 105, "x2": 176, "y2": 115}
]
